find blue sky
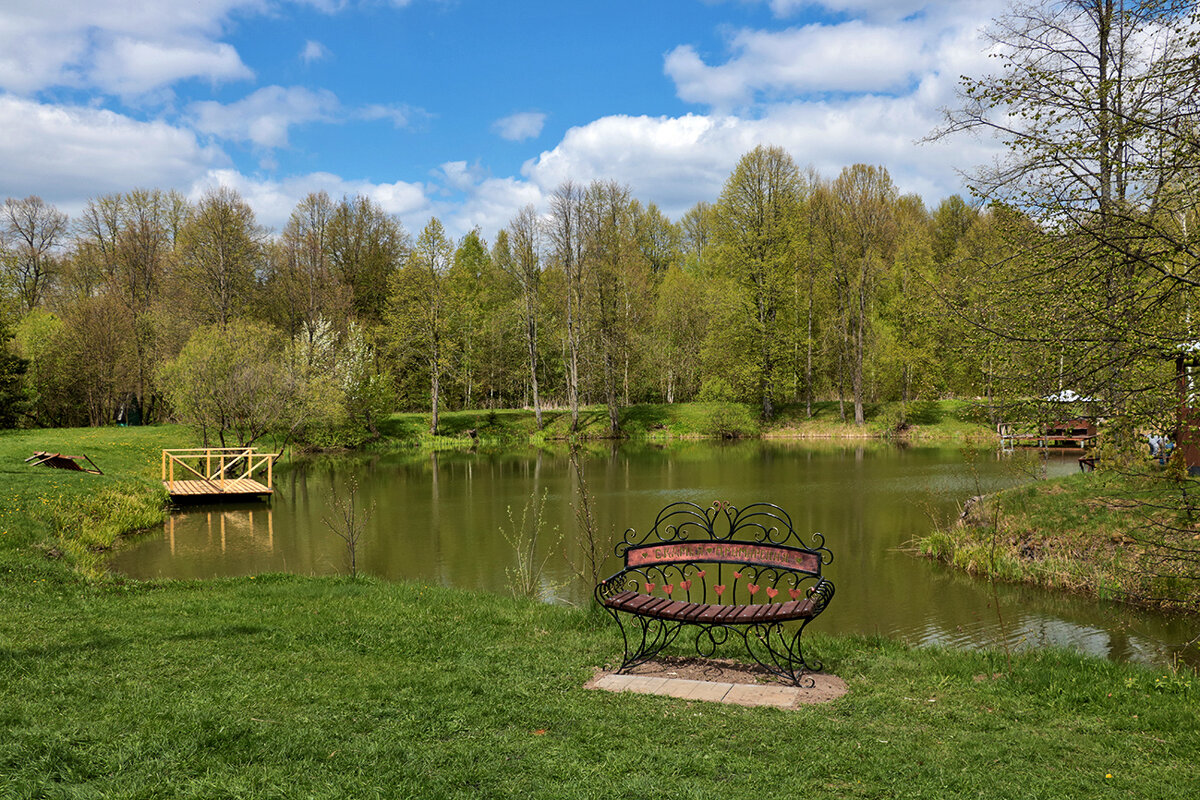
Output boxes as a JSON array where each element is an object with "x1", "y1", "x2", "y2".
[{"x1": 0, "y1": 0, "x2": 1002, "y2": 239}]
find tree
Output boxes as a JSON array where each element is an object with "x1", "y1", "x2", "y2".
[
  {"x1": 328, "y1": 195, "x2": 409, "y2": 325},
  {"x1": 337, "y1": 321, "x2": 393, "y2": 439},
  {"x1": 933, "y1": 0, "x2": 1200, "y2": 423},
  {"x1": 579, "y1": 180, "x2": 644, "y2": 434},
  {"x1": 829, "y1": 164, "x2": 898, "y2": 425},
  {"x1": 175, "y1": 186, "x2": 264, "y2": 328},
  {"x1": 502, "y1": 206, "x2": 546, "y2": 429},
  {"x1": 632, "y1": 201, "x2": 682, "y2": 275},
  {"x1": 711, "y1": 145, "x2": 804, "y2": 421},
  {"x1": 158, "y1": 320, "x2": 294, "y2": 447},
  {"x1": 2, "y1": 196, "x2": 67, "y2": 311},
  {"x1": 388, "y1": 218, "x2": 453, "y2": 434},
  {"x1": 652, "y1": 263, "x2": 706, "y2": 402},
  {"x1": 75, "y1": 189, "x2": 187, "y2": 423},
  {"x1": 549, "y1": 181, "x2": 586, "y2": 431},
  {"x1": 0, "y1": 316, "x2": 27, "y2": 428},
  {"x1": 445, "y1": 229, "x2": 499, "y2": 410},
  {"x1": 680, "y1": 201, "x2": 716, "y2": 273},
  {"x1": 267, "y1": 192, "x2": 354, "y2": 364}
]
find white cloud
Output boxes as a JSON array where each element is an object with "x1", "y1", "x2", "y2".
[
  {"x1": 187, "y1": 86, "x2": 341, "y2": 148},
  {"x1": 92, "y1": 36, "x2": 253, "y2": 96},
  {"x1": 0, "y1": 1, "x2": 262, "y2": 95},
  {"x1": 300, "y1": 40, "x2": 331, "y2": 64},
  {"x1": 444, "y1": 176, "x2": 545, "y2": 240},
  {"x1": 667, "y1": 22, "x2": 928, "y2": 107},
  {"x1": 359, "y1": 103, "x2": 428, "y2": 129},
  {"x1": 492, "y1": 111, "x2": 546, "y2": 141},
  {"x1": 186, "y1": 88, "x2": 429, "y2": 157},
  {"x1": 520, "y1": 92, "x2": 1003, "y2": 222},
  {"x1": 522, "y1": 114, "x2": 744, "y2": 216},
  {"x1": 0, "y1": 94, "x2": 223, "y2": 211}
]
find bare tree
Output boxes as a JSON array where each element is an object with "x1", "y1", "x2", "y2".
[
  {"x1": 323, "y1": 476, "x2": 373, "y2": 579},
  {"x1": 175, "y1": 186, "x2": 265, "y2": 329},
  {"x1": 2, "y1": 196, "x2": 68, "y2": 311}
]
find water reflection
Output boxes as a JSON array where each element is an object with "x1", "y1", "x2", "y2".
[{"x1": 109, "y1": 440, "x2": 1199, "y2": 670}]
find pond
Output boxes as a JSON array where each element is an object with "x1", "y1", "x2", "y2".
[{"x1": 109, "y1": 439, "x2": 1199, "y2": 669}]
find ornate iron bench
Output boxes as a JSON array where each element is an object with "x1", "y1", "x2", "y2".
[{"x1": 595, "y1": 501, "x2": 834, "y2": 686}]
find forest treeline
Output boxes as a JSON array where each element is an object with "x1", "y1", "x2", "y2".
[
  {"x1": 0, "y1": 146, "x2": 1017, "y2": 444},
  {"x1": 5, "y1": 1, "x2": 1200, "y2": 451}
]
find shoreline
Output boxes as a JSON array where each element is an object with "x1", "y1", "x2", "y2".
[{"x1": 913, "y1": 469, "x2": 1200, "y2": 615}]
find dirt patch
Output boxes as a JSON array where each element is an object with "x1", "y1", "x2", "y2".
[{"x1": 587, "y1": 656, "x2": 848, "y2": 705}]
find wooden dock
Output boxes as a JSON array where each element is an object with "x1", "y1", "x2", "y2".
[
  {"x1": 998, "y1": 419, "x2": 1097, "y2": 450},
  {"x1": 162, "y1": 448, "x2": 280, "y2": 503}
]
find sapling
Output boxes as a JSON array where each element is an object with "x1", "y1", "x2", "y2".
[{"x1": 322, "y1": 476, "x2": 373, "y2": 578}]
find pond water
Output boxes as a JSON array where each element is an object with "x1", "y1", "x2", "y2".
[{"x1": 109, "y1": 439, "x2": 1199, "y2": 669}]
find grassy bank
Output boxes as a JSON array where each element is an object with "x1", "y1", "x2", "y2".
[
  {"x1": 915, "y1": 467, "x2": 1200, "y2": 613},
  {"x1": 0, "y1": 425, "x2": 192, "y2": 578},
  {"x1": 377, "y1": 399, "x2": 996, "y2": 446},
  {"x1": 2, "y1": 570, "x2": 1197, "y2": 798}
]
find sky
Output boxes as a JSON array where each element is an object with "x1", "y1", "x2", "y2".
[{"x1": 0, "y1": 0, "x2": 1006, "y2": 240}]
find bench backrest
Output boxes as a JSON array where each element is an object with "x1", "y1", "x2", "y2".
[{"x1": 600, "y1": 501, "x2": 832, "y2": 604}]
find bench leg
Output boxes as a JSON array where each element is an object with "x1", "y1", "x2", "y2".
[
  {"x1": 739, "y1": 620, "x2": 822, "y2": 688},
  {"x1": 606, "y1": 610, "x2": 685, "y2": 673}
]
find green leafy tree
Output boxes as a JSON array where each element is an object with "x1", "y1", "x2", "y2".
[
  {"x1": 501, "y1": 206, "x2": 547, "y2": 428},
  {"x1": 338, "y1": 322, "x2": 393, "y2": 439},
  {"x1": 158, "y1": 320, "x2": 294, "y2": 447},
  {"x1": 0, "y1": 314, "x2": 27, "y2": 427},
  {"x1": 388, "y1": 218, "x2": 453, "y2": 434},
  {"x1": 934, "y1": 0, "x2": 1200, "y2": 429},
  {"x1": 711, "y1": 145, "x2": 804, "y2": 420}
]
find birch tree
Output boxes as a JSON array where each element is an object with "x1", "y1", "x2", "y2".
[
  {"x1": 503, "y1": 205, "x2": 546, "y2": 429},
  {"x1": 389, "y1": 218, "x2": 453, "y2": 434}
]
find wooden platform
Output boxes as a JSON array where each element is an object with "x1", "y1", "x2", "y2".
[
  {"x1": 163, "y1": 478, "x2": 273, "y2": 500},
  {"x1": 162, "y1": 447, "x2": 279, "y2": 504}
]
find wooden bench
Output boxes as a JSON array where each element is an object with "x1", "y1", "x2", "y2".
[{"x1": 595, "y1": 500, "x2": 835, "y2": 686}]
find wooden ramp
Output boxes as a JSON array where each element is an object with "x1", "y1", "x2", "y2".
[
  {"x1": 25, "y1": 451, "x2": 103, "y2": 474},
  {"x1": 162, "y1": 448, "x2": 280, "y2": 503}
]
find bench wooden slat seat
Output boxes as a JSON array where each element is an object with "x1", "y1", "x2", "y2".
[
  {"x1": 596, "y1": 501, "x2": 835, "y2": 687},
  {"x1": 604, "y1": 590, "x2": 818, "y2": 623}
]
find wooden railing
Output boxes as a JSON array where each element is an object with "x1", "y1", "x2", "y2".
[{"x1": 161, "y1": 447, "x2": 280, "y2": 491}]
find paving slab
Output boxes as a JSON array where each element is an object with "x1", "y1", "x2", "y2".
[
  {"x1": 591, "y1": 673, "x2": 799, "y2": 708},
  {"x1": 722, "y1": 683, "x2": 801, "y2": 707}
]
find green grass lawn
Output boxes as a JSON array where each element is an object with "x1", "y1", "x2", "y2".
[
  {"x1": 2, "y1": 422, "x2": 1196, "y2": 798},
  {"x1": 2, "y1": 573, "x2": 1197, "y2": 799}
]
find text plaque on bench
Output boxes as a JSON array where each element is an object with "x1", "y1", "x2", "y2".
[{"x1": 627, "y1": 541, "x2": 820, "y2": 573}]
